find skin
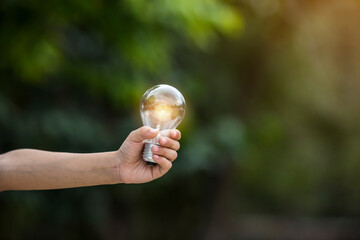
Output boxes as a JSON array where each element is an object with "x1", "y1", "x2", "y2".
[{"x1": 0, "y1": 126, "x2": 181, "y2": 191}]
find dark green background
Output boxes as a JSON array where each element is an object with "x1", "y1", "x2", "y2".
[{"x1": 1, "y1": 0, "x2": 360, "y2": 239}]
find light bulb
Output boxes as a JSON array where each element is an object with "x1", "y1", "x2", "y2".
[{"x1": 140, "y1": 84, "x2": 186, "y2": 165}]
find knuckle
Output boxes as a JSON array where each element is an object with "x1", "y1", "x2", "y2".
[
  {"x1": 158, "y1": 146, "x2": 166, "y2": 155},
  {"x1": 140, "y1": 126, "x2": 149, "y2": 134},
  {"x1": 159, "y1": 157, "x2": 171, "y2": 169},
  {"x1": 170, "y1": 130, "x2": 176, "y2": 139},
  {"x1": 129, "y1": 130, "x2": 136, "y2": 138},
  {"x1": 164, "y1": 149, "x2": 172, "y2": 157},
  {"x1": 160, "y1": 137, "x2": 168, "y2": 146},
  {"x1": 158, "y1": 146, "x2": 178, "y2": 160},
  {"x1": 167, "y1": 139, "x2": 179, "y2": 150},
  {"x1": 172, "y1": 130, "x2": 180, "y2": 139},
  {"x1": 166, "y1": 139, "x2": 173, "y2": 148},
  {"x1": 140, "y1": 126, "x2": 149, "y2": 131},
  {"x1": 172, "y1": 151, "x2": 178, "y2": 160},
  {"x1": 175, "y1": 142, "x2": 180, "y2": 150},
  {"x1": 166, "y1": 160, "x2": 173, "y2": 169}
]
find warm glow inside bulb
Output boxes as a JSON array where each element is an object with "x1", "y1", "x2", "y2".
[{"x1": 153, "y1": 104, "x2": 173, "y2": 121}]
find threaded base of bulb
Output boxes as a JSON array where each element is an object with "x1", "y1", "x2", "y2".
[{"x1": 143, "y1": 142, "x2": 158, "y2": 166}]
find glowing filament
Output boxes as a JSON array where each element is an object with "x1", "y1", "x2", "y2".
[{"x1": 153, "y1": 104, "x2": 173, "y2": 121}]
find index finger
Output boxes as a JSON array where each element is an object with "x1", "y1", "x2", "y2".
[{"x1": 169, "y1": 129, "x2": 181, "y2": 140}]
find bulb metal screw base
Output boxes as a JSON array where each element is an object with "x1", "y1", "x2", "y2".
[{"x1": 143, "y1": 142, "x2": 157, "y2": 166}]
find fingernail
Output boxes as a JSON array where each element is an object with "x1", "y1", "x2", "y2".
[
  {"x1": 149, "y1": 128, "x2": 157, "y2": 134},
  {"x1": 159, "y1": 137, "x2": 166, "y2": 145},
  {"x1": 152, "y1": 145, "x2": 159, "y2": 152},
  {"x1": 153, "y1": 154, "x2": 159, "y2": 161}
]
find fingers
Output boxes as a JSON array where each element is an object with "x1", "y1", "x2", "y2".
[
  {"x1": 153, "y1": 154, "x2": 172, "y2": 172},
  {"x1": 128, "y1": 126, "x2": 158, "y2": 143},
  {"x1": 158, "y1": 137, "x2": 180, "y2": 151},
  {"x1": 152, "y1": 145, "x2": 178, "y2": 162},
  {"x1": 169, "y1": 129, "x2": 181, "y2": 140},
  {"x1": 151, "y1": 129, "x2": 181, "y2": 162}
]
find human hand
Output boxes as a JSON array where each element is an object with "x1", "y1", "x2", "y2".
[{"x1": 115, "y1": 126, "x2": 181, "y2": 183}]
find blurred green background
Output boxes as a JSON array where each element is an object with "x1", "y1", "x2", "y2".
[{"x1": 1, "y1": 0, "x2": 360, "y2": 239}]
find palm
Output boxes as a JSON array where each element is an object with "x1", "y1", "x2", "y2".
[{"x1": 117, "y1": 139, "x2": 166, "y2": 183}]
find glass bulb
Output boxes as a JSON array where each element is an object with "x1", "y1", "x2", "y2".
[{"x1": 140, "y1": 84, "x2": 186, "y2": 165}]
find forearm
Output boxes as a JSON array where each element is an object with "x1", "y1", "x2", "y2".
[{"x1": 0, "y1": 149, "x2": 119, "y2": 191}]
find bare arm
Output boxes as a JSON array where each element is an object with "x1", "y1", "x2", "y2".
[
  {"x1": 0, "y1": 149, "x2": 118, "y2": 191},
  {"x1": 0, "y1": 126, "x2": 181, "y2": 191}
]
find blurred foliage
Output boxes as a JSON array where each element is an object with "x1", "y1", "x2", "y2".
[{"x1": 1, "y1": 0, "x2": 360, "y2": 239}]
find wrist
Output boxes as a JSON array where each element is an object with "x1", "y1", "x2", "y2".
[
  {"x1": 90, "y1": 151, "x2": 122, "y2": 185},
  {"x1": 112, "y1": 150, "x2": 124, "y2": 184}
]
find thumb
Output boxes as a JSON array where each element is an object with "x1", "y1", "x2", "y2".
[{"x1": 127, "y1": 126, "x2": 158, "y2": 143}]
